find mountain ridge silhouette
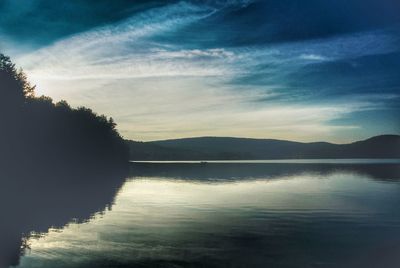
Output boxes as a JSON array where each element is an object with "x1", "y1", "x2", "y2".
[{"x1": 128, "y1": 134, "x2": 400, "y2": 160}]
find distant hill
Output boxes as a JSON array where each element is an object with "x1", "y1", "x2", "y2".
[{"x1": 128, "y1": 135, "x2": 400, "y2": 160}]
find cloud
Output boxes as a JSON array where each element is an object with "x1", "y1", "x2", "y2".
[
  {"x1": 11, "y1": 1, "x2": 400, "y2": 142},
  {"x1": 17, "y1": 2, "x2": 233, "y2": 81},
  {"x1": 299, "y1": 54, "x2": 327, "y2": 61},
  {"x1": 19, "y1": 23, "x2": 399, "y2": 83},
  {"x1": 34, "y1": 75, "x2": 375, "y2": 142}
]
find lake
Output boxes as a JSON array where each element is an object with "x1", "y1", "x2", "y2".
[{"x1": 10, "y1": 161, "x2": 400, "y2": 268}]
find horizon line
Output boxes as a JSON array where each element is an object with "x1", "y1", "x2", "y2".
[{"x1": 128, "y1": 133, "x2": 400, "y2": 145}]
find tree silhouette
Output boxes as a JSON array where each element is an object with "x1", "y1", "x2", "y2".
[
  {"x1": 0, "y1": 53, "x2": 128, "y2": 174},
  {"x1": 0, "y1": 54, "x2": 34, "y2": 107}
]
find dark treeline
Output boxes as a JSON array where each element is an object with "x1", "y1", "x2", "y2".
[
  {"x1": 0, "y1": 54, "x2": 129, "y2": 174},
  {"x1": 0, "y1": 54, "x2": 129, "y2": 267}
]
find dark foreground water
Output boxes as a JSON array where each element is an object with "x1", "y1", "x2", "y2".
[{"x1": 9, "y1": 161, "x2": 400, "y2": 268}]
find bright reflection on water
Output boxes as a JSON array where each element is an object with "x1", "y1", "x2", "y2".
[{"x1": 14, "y1": 163, "x2": 400, "y2": 268}]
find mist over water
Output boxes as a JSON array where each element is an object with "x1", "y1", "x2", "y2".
[{"x1": 10, "y1": 162, "x2": 400, "y2": 268}]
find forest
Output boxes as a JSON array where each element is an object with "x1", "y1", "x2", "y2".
[{"x1": 0, "y1": 54, "x2": 129, "y2": 176}]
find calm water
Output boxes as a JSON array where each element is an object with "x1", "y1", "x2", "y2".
[
  {"x1": 12, "y1": 162, "x2": 400, "y2": 268},
  {"x1": 132, "y1": 159, "x2": 400, "y2": 164}
]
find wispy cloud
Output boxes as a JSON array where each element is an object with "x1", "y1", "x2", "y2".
[
  {"x1": 18, "y1": 2, "x2": 223, "y2": 79},
  {"x1": 19, "y1": 23, "x2": 399, "y2": 81},
  {"x1": 13, "y1": 1, "x2": 400, "y2": 142},
  {"x1": 299, "y1": 54, "x2": 328, "y2": 61},
  {"x1": 34, "y1": 75, "x2": 378, "y2": 142}
]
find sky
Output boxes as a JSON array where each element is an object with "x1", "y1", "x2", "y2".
[{"x1": 0, "y1": 0, "x2": 399, "y2": 142}]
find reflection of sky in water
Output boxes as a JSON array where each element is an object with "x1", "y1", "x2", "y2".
[{"x1": 16, "y1": 171, "x2": 400, "y2": 268}]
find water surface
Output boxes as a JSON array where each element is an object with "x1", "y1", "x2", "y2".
[
  {"x1": 132, "y1": 159, "x2": 400, "y2": 164},
  {"x1": 13, "y1": 162, "x2": 400, "y2": 268}
]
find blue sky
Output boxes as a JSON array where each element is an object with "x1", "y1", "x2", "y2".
[{"x1": 0, "y1": 0, "x2": 399, "y2": 142}]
